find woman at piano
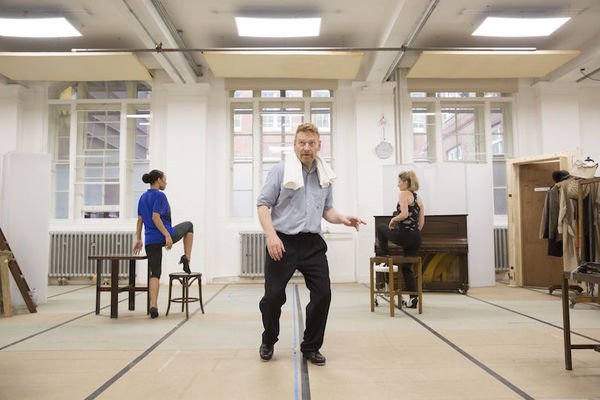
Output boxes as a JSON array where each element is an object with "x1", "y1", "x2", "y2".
[{"x1": 376, "y1": 170, "x2": 425, "y2": 308}]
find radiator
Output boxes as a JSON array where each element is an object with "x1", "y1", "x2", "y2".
[
  {"x1": 494, "y1": 227, "x2": 509, "y2": 272},
  {"x1": 49, "y1": 232, "x2": 135, "y2": 278},
  {"x1": 240, "y1": 232, "x2": 266, "y2": 277}
]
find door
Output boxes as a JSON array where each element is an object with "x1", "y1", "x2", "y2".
[{"x1": 519, "y1": 162, "x2": 564, "y2": 287}]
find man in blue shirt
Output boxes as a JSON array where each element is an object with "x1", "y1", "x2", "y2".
[{"x1": 256, "y1": 122, "x2": 365, "y2": 365}]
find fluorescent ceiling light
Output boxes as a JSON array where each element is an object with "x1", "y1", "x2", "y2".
[
  {"x1": 0, "y1": 17, "x2": 81, "y2": 38},
  {"x1": 472, "y1": 16, "x2": 570, "y2": 37},
  {"x1": 235, "y1": 17, "x2": 320, "y2": 37}
]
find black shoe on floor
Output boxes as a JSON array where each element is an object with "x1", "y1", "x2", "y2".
[
  {"x1": 179, "y1": 255, "x2": 191, "y2": 274},
  {"x1": 302, "y1": 351, "x2": 326, "y2": 366},
  {"x1": 150, "y1": 307, "x2": 159, "y2": 319},
  {"x1": 259, "y1": 344, "x2": 273, "y2": 361}
]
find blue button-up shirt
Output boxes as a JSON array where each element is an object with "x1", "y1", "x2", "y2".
[{"x1": 257, "y1": 160, "x2": 333, "y2": 235}]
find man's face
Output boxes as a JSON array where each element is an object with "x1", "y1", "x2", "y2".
[{"x1": 294, "y1": 130, "x2": 321, "y2": 168}]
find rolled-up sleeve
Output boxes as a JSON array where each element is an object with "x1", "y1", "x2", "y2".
[
  {"x1": 256, "y1": 164, "x2": 282, "y2": 209},
  {"x1": 324, "y1": 185, "x2": 333, "y2": 210}
]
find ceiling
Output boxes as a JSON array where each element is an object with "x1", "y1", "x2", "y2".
[{"x1": 0, "y1": 0, "x2": 599, "y2": 84}]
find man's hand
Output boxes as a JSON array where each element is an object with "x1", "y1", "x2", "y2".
[
  {"x1": 342, "y1": 216, "x2": 366, "y2": 231},
  {"x1": 266, "y1": 233, "x2": 285, "y2": 261},
  {"x1": 133, "y1": 240, "x2": 143, "y2": 255},
  {"x1": 165, "y1": 235, "x2": 173, "y2": 250}
]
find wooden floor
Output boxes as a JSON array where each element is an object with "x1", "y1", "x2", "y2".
[{"x1": 0, "y1": 283, "x2": 599, "y2": 399}]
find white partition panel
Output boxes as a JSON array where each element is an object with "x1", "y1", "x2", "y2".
[{"x1": 0, "y1": 152, "x2": 50, "y2": 306}]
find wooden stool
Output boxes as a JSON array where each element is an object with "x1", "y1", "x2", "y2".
[
  {"x1": 166, "y1": 272, "x2": 204, "y2": 318},
  {"x1": 369, "y1": 256, "x2": 422, "y2": 316}
]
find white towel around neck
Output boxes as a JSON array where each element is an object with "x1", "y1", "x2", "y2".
[{"x1": 283, "y1": 152, "x2": 336, "y2": 190}]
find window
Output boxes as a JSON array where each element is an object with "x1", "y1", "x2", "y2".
[
  {"x1": 436, "y1": 92, "x2": 477, "y2": 98},
  {"x1": 48, "y1": 81, "x2": 151, "y2": 220},
  {"x1": 311, "y1": 90, "x2": 331, "y2": 98},
  {"x1": 261, "y1": 102, "x2": 304, "y2": 185},
  {"x1": 128, "y1": 105, "x2": 150, "y2": 217},
  {"x1": 491, "y1": 103, "x2": 512, "y2": 216},
  {"x1": 261, "y1": 90, "x2": 281, "y2": 98},
  {"x1": 233, "y1": 90, "x2": 253, "y2": 98},
  {"x1": 493, "y1": 160, "x2": 508, "y2": 215},
  {"x1": 491, "y1": 103, "x2": 512, "y2": 158},
  {"x1": 410, "y1": 92, "x2": 512, "y2": 164},
  {"x1": 76, "y1": 107, "x2": 121, "y2": 218},
  {"x1": 441, "y1": 105, "x2": 485, "y2": 162},
  {"x1": 230, "y1": 89, "x2": 333, "y2": 218},
  {"x1": 311, "y1": 103, "x2": 332, "y2": 162},
  {"x1": 231, "y1": 105, "x2": 254, "y2": 218},
  {"x1": 49, "y1": 107, "x2": 71, "y2": 218},
  {"x1": 411, "y1": 103, "x2": 435, "y2": 161}
]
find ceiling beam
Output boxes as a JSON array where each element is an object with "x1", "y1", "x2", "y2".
[
  {"x1": 117, "y1": 0, "x2": 185, "y2": 84},
  {"x1": 144, "y1": 0, "x2": 200, "y2": 82},
  {"x1": 382, "y1": 0, "x2": 439, "y2": 82}
]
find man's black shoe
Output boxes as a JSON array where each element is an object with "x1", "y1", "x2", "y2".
[
  {"x1": 259, "y1": 344, "x2": 273, "y2": 361},
  {"x1": 302, "y1": 351, "x2": 326, "y2": 366}
]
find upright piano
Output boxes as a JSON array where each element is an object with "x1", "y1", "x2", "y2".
[{"x1": 374, "y1": 215, "x2": 469, "y2": 293}]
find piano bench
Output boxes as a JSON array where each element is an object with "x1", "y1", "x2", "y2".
[{"x1": 369, "y1": 256, "x2": 423, "y2": 317}]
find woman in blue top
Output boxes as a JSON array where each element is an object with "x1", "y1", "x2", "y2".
[{"x1": 133, "y1": 169, "x2": 194, "y2": 318}]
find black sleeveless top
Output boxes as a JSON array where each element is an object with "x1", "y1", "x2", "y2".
[{"x1": 395, "y1": 192, "x2": 420, "y2": 232}]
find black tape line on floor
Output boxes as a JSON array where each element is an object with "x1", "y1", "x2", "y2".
[
  {"x1": 466, "y1": 294, "x2": 600, "y2": 344},
  {"x1": 47, "y1": 284, "x2": 95, "y2": 298},
  {"x1": 85, "y1": 284, "x2": 228, "y2": 400},
  {"x1": 365, "y1": 285, "x2": 534, "y2": 400},
  {"x1": 294, "y1": 284, "x2": 311, "y2": 400},
  {"x1": 0, "y1": 293, "x2": 141, "y2": 351}
]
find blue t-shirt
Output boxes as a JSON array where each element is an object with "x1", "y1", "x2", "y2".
[{"x1": 138, "y1": 189, "x2": 175, "y2": 245}]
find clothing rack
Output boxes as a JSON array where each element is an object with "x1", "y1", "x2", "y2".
[
  {"x1": 572, "y1": 176, "x2": 600, "y2": 306},
  {"x1": 577, "y1": 176, "x2": 600, "y2": 258}
]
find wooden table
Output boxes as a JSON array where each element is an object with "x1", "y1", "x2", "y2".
[
  {"x1": 88, "y1": 255, "x2": 149, "y2": 319},
  {"x1": 562, "y1": 270, "x2": 600, "y2": 370}
]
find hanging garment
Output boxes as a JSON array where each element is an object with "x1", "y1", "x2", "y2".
[
  {"x1": 539, "y1": 190, "x2": 549, "y2": 239},
  {"x1": 591, "y1": 182, "x2": 600, "y2": 263},
  {"x1": 539, "y1": 185, "x2": 562, "y2": 257},
  {"x1": 557, "y1": 181, "x2": 578, "y2": 270}
]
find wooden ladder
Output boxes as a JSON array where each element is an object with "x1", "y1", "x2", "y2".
[{"x1": 0, "y1": 228, "x2": 36, "y2": 315}]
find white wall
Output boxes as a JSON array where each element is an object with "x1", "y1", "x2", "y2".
[
  {"x1": 1, "y1": 153, "x2": 50, "y2": 307},
  {"x1": 0, "y1": 83, "x2": 50, "y2": 305},
  {"x1": 0, "y1": 84, "x2": 23, "y2": 181},
  {"x1": 353, "y1": 83, "x2": 397, "y2": 283},
  {"x1": 150, "y1": 82, "x2": 209, "y2": 283},
  {"x1": 514, "y1": 79, "x2": 600, "y2": 164}
]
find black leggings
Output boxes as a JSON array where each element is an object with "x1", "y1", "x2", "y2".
[
  {"x1": 146, "y1": 221, "x2": 194, "y2": 278},
  {"x1": 376, "y1": 223, "x2": 421, "y2": 294}
]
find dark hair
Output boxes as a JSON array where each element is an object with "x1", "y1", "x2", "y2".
[{"x1": 142, "y1": 169, "x2": 164, "y2": 184}]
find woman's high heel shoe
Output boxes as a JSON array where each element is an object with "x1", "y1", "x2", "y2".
[{"x1": 179, "y1": 255, "x2": 191, "y2": 274}]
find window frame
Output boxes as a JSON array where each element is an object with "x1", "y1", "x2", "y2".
[
  {"x1": 228, "y1": 90, "x2": 334, "y2": 220},
  {"x1": 409, "y1": 93, "x2": 513, "y2": 165},
  {"x1": 48, "y1": 82, "x2": 151, "y2": 222}
]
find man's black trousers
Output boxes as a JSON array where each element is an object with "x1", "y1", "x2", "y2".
[{"x1": 259, "y1": 232, "x2": 331, "y2": 354}]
